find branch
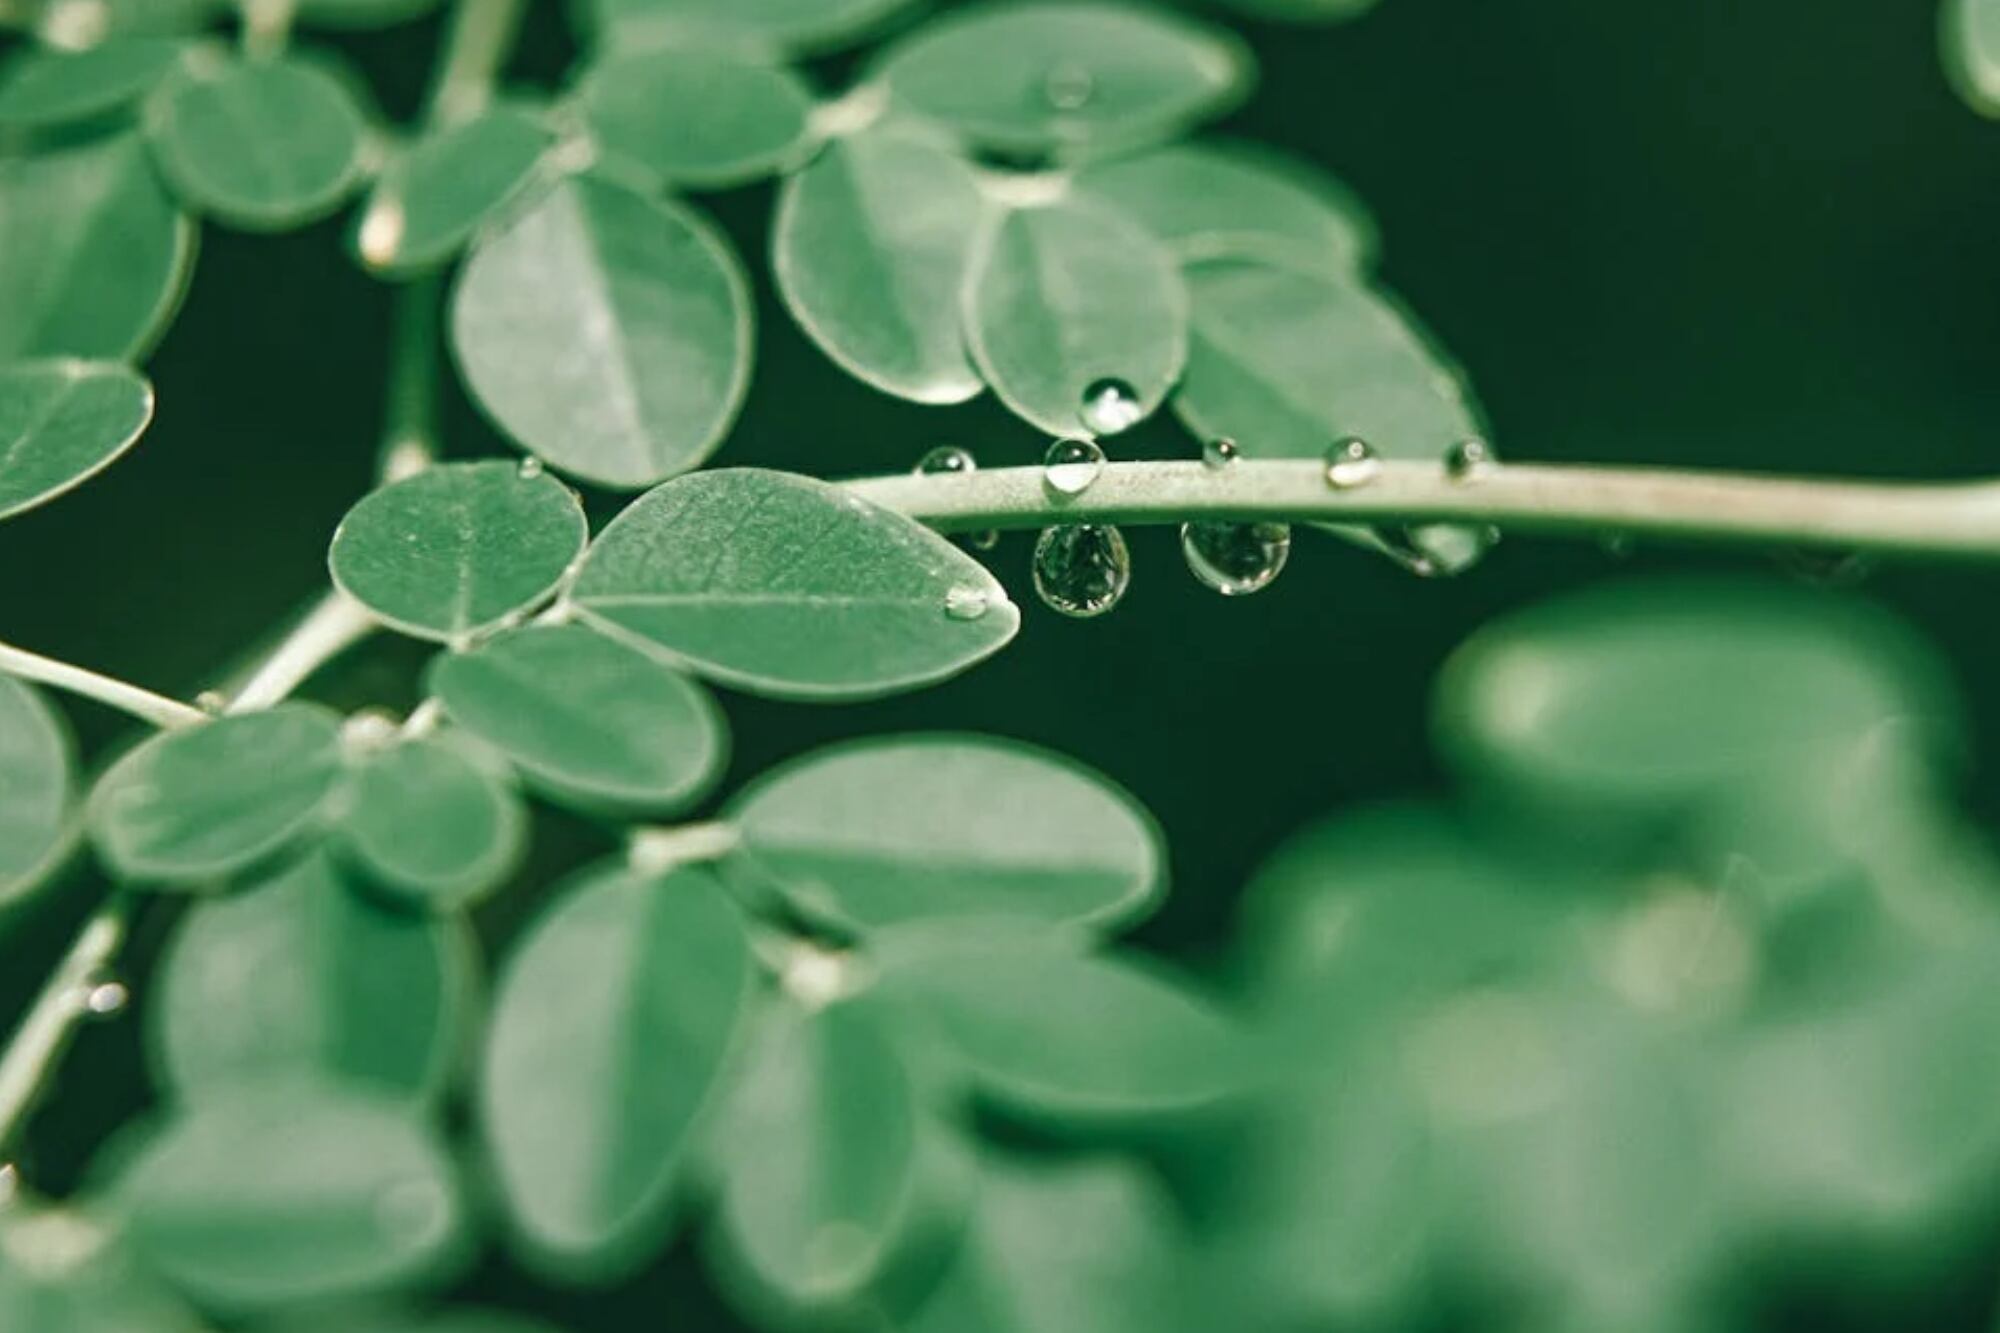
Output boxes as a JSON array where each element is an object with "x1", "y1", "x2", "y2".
[
  {"x1": 0, "y1": 641, "x2": 205, "y2": 729},
  {"x1": 224, "y1": 591, "x2": 378, "y2": 715},
  {"x1": 841, "y1": 459, "x2": 2000, "y2": 560},
  {"x1": 0, "y1": 897, "x2": 129, "y2": 1157}
]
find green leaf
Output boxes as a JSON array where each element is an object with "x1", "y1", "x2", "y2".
[
  {"x1": 585, "y1": 0, "x2": 916, "y2": 53},
  {"x1": 578, "y1": 46, "x2": 813, "y2": 189},
  {"x1": 1072, "y1": 138, "x2": 1377, "y2": 271},
  {"x1": 481, "y1": 861, "x2": 753, "y2": 1276},
  {"x1": 0, "y1": 360, "x2": 153, "y2": 521},
  {"x1": 110, "y1": 1081, "x2": 463, "y2": 1311},
  {"x1": 87, "y1": 704, "x2": 344, "y2": 885},
  {"x1": 0, "y1": 134, "x2": 195, "y2": 361},
  {"x1": 569, "y1": 468, "x2": 1019, "y2": 701},
  {"x1": 328, "y1": 460, "x2": 588, "y2": 643},
  {"x1": 772, "y1": 123, "x2": 987, "y2": 404},
  {"x1": 426, "y1": 623, "x2": 726, "y2": 813},
  {"x1": 272, "y1": 1311, "x2": 566, "y2": 1333},
  {"x1": 878, "y1": 934, "x2": 1241, "y2": 1118},
  {"x1": 0, "y1": 678, "x2": 74, "y2": 910},
  {"x1": 871, "y1": 1, "x2": 1250, "y2": 156},
  {"x1": 1945, "y1": 0, "x2": 2000, "y2": 115},
  {"x1": 335, "y1": 735, "x2": 526, "y2": 906},
  {"x1": 1174, "y1": 256, "x2": 1482, "y2": 462},
  {"x1": 450, "y1": 174, "x2": 752, "y2": 488},
  {"x1": 963, "y1": 198, "x2": 1186, "y2": 436},
  {"x1": 356, "y1": 104, "x2": 552, "y2": 275},
  {"x1": 144, "y1": 54, "x2": 368, "y2": 230},
  {"x1": 712, "y1": 997, "x2": 919, "y2": 1305},
  {"x1": 727, "y1": 734, "x2": 1161, "y2": 934},
  {"x1": 0, "y1": 37, "x2": 184, "y2": 129},
  {"x1": 294, "y1": 0, "x2": 441, "y2": 28},
  {"x1": 0, "y1": 1207, "x2": 204, "y2": 1333},
  {"x1": 149, "y1": 851, "x2": 475, "y2": 1101}
]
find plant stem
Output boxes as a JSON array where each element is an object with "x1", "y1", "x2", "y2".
[
  {"x1": 0, "y1": 897, "x2": 129, "y2": 1159},
  {"x1": 377, "y1": 277, "x2": 443, "y2": 480},
  {"x1": 0, "y1": 641, "x2": 205, "y2": 729},
  {"x1": 841, "y1": 460, "x2": 2000, "y2": 560},
  {"x1": 224, "y1": 592, "x2": 378, "y2": 714},
  {"x1": 238, "y1": 0, "x2": 296, "y2": 59},
  {"x1": 426, "y1": 0, "x2": 527, "y2": 126},
  {"x1": 627, "y1": 821, "x2": 742, "y2": 871}
]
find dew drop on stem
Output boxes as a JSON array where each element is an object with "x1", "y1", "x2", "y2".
[
  {"x1": 1203, "y1": 437, "x2": 1240, "y2": 470},
  {"x1": 1033, "y1": 524, "x2": 1130, "y2": 618},
  {"x1": 913, "y1": 445, "x2": 976, "y2": 476},
  {"x1": 1324, "y1": 437, "x2": 1381, "y2": 489},
  {"x1": 1182, "y1": 521, "x2": 1292, "y2": 596},
  {"x1": 1043, "y1": 437, "x2": 1106, "y2": 496},
  {"x1": 1079, "y1": 378, "x2": 1143, "y2": 436},
  {"x1": 1044, "y1": 63, "x2": 1095, "y2": 111},
  {"x1": 517, "y1": 457, "x2": 545, "y2": 480},
  {"x1": 1445, "y1": 437, "x2": 1496, "y2": 480}
]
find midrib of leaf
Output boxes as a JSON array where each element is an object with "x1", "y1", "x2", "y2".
[
  {"x1": 465, "y1": 646, "x2": 700, "y2": 793},
  {"x1": 20, "y1": 144, "x2": 124, "y2": 353},
  {"x1": 0, "y1": 371, "x2": 86, "y2": 478},
  {"x1": 553, "y1": 184, "x2": 652, "y2": 479}
]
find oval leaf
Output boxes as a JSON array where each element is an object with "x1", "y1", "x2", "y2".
[
  {"x1": 450, "y1": 173, "x2": 752, "y2": 488},
  {"x1": 335, "y1": 735, "x2": 526, "y2": 906},
  {"x1": 356, "y1": 104, "x2": 552, "y2": 275},
  {"x1": 578, "y1": 47, "x2": 813, "y2": 189},
  {"x1": 328, "y1": 460, "x2": 588, "y2": 643},
  {"x1": 88, "y1": 704, "x2": 344, "y2": 885},
  {"x1": 145, "y1": 55, "x2": 368, "y2": 230},
  {"x1": 149, "y1": 850, "x2": 475, "y2": 1100},
  {"x1": 963, "y1": 197, "x2": 1187, "y2": 436},
  {"x1": 0, "y1": 134, "x2": 194, "y2": 361},
  {"x1": 481, "y1": 861, "x2": 753, "y2": 1276},
  {"x1": 0, "y1": 677, "x2": 75, "y2": 909},
  {"x1": 1946, "y1": 0, "x2": 2000, "y2": 115},
  {"x1": 587, "y1": 0, "x2": 916, "y2": 52},
  {"x1": 426, "y1": 622, "x2": 726, "y2": 812},
  {"x1": 0, "y1": 360, "x2": 152, "y2": 521},
  {"x1": 570, "y1": 468, "x2": 1019, "y2": 701},
  {"x1": 728, "y1": 734, "x2": 1160, "y2": 934},
  {"x1": 773, "y1": 123, "x2": 987, "y2": 404},
  {"x1": 0, "y1": 37, "x2": 183, "y2": 128}
]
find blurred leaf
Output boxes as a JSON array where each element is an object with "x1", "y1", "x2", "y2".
[
  {"x1": 450, "y1": 174, "x2": 752, "y2": 488},
  {"x1": 109, "y1": 1081, "x2": 463, "y2": 1311},
  {"x1": 335, "y1": 734, "x2": 527, "y2": 906},
  {"x1": 88, "y1": 704, "x2": 343, "y2": 885},
  {"x1": 0, "y1": 134, "x2": 194, "y2": 361},
  {"x1": 570, "y1": 468, "x2": 1019, "y2": 701},
  {"x1": 481, "y1": 861, "x2": 752, "y2": 1277},
  {"x1": 772, "y1": 122, "x2": 987, "y2": 405},
  {"x1": 328, "y1": 460, "x2": 588, "y2": 643},
  {"x1": 0, "y1": 37, "x2": 183, "y2": 128},
  {"x1": 577, "y1": 46, "x2": 813, "y2": 189},
  {"x1": 356, "y1": 104, "x2": 552, "y2": 275},
  {"x1": 585, "y1": 0, "x2": 917, "y2": 54},
  {"x1": 1944, "y1": 0, "x2": 2000, "y2": 116},
  {"x1": 149, "y1": 850, "x2": 475, "y2": 1101},
  {"x1": 727, "y1": 733, "x2": 1161, "y2": 935},
  {"x1": 0, "y1": 1206, "x2": 203, "y2": 1333},
  {"x1": 870, "y1": 1, "x2": 1250, "y2": 156},
  {"x1": 0, "y1": 360, "x2": 153, "y2": 521},
  {"x1": 0, "y1": 677, "x2": 74, "y2": 910},
  {"x1": 425, "y1": 622, "x2": 726, "y2": 813},
  {"x1": 1072, "y1": 138, "x2": 1376, "y2": 271},
  {"x1": 144, "y1": 55, "x2": 368, "y2": 230},
  {"x1": 963, "y1": 197, "x2": 1186, "y2": 436}
]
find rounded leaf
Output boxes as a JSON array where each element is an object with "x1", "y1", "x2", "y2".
[
  {"x1": 335, "y1": 735, "x2": 526, "y2": 906},
  {"x1": 0, "y1": 133, "x2": 194, "y2": 361},
  {"x1": 0, "y1": 1208, "x2": 204, "y2": 1333},
  {"x1": 963, "y1": 198, "x2": 1186, "y2": 436},
  {"x1": 450, "y1": 174, "x2": 752, "y2": 488},
  {"x1": 773, "y1": 123, "x2": 987, "y2": 404},
  {"x1": 149, "y1": 851, "x2": 475, "y2": 1100},
  {"x1": 727, "y1": 734, "x2": 1161, "y2": 934},
  {"x1": 586, "y1": 0, "x2": 916, "y2": 53},
  {"x1": 329, "y1": 460, "x2": 588, "y2": 643},
  {"x1": 145, "y1": 55, "x2": 368, "y2": 230},
  {"x1": 356, "y1": 104, "x2": 552, "y2": 275},
  {"x1": 570, "y1": 468, "x2": 1019, "y2": 701},
  {"x1": 578, "y1": 47, "x2": 813, "y2": 189},
  {"x1": 0, "y1": 677, "x2": 75, "y2": 909},
  {"x1": 1945, "y1": 0, "x2": 2000, "y2": 115},
  {"x1": 0, "y1": 37, "x2": 183, "y2": 128},
  {"x1": 481, "y1": 861, "x2": 753, "y2": 1276},
  {"x1": 426, "y1": 622, "x2": 726, "y2": 812},
  {"x1": 88, "y1": 704, "x2": 344, "y2": 885},
  {"x1": 0, "y1": 360, "x2": 152, "y2": 521}
]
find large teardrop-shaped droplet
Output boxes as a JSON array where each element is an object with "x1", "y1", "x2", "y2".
[
  {"x1": 1042, "y1": 437, "x2": 1106, "y2": 496},
  {"x1": 1181, "y1": 521, "x2": 1291, "y2": 596},
  {"x1": 1032, "y1": 524, "x2": 1130, "y2": 618},
  {"x1": 1079, "y1": 378, "x2": 1143, "y2": 436},
  {"x1": 1367, "y1": 523, "x2": 1497, "y2": 578}
]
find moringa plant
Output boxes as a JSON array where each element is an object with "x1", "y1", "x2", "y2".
[{"x1": 6, "y1": 0, "x2": 2000, "y2": 1330}]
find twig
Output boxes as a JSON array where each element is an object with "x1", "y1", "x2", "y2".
[
  {"x1": 0, "y1": 898, "x2": 130, "y2": 1158},
  {"x1": 224, "y1": 591, "x2": 378, "y2": 714},
  {"x1": 0, "y1": 641, "x2": 205, "y2": 729}
]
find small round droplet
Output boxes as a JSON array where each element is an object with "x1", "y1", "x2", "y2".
[
  {"x1": 1324, "y1": 437, "x2": 1380, "y2": 489},
  {"x1": 914, "y1": 445, "x2": 976, "y2": 476},
  {"x1": 1079, "y1": 378, "x2": 1143, "y2": 436},
  {"x1": 516, "y1": 456, "x2": 545, "y2": 480},
  {"x1": 966, "y1": 529, "x2": 1000, "y2": 552},
  {"x1": 1202, "y1": 437, "x2": 1240, "y2": 470},
  {"x1": 79, "y1": 980, "x2": 128, "y2": 1018},
  {"x1": 1181, "y1": 521, "x2": 1291, "y2": 597},
  {"x1": 340, "y1": 709, "x2": 400, "y2": 757},
  {"x1": 1042, "y1": 437, "x2": 1106, "y2": 496},
  {"x1": 1044, "y1": 64, "x2": 1095, "y2": 111},
  {"x1": 944, "y1": 586, "x2": 991, "y2": 620},
  {"x1": 1032, "y1": 524, "x2": 1130, "y2": 618},
  {"x1": 193, "y1": 689, "x2": 228, "y2": 716},
  {"x1": 1445, "y1": 438, "x2": 1495, "y2": 480}
]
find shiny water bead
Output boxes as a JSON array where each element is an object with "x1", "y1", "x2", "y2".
[
  {"x1": 1324, "y1": 436, "x2": 1380, "y2": 489},
  {"x1": 1181, "y1": 521, "x2": 1291, "y2": 596},
  {"x1": 1445, "y1": 437, "x2": 1495, "y2": 480},
  {"x1": 1032, "y1": 524, "x2": 1130, "y2": 618},
  {"x1": 1042, "y1": 437, "x2": 1106, "y2": 496},
  {"x1": 1044, "y1": 64, "x2": 1095, "y2": 111},
  {"x1": 914, "y1": 445, "x2": 976, "y2": 475},
  {"x1": 1079, "y1": 377, "x2": 1143, "y2": 435},
  {"x1": 517, "y1": 456, "x2": 545, "y2": 479},
  {"x1": 1202, "y1": 436, "x2": 1240, "y2": 470},
  {"x1": 944, "y1": 585, "x2": 992, "y2": 620}
]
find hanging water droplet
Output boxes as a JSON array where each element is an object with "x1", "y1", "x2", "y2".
[
  {"x1": 1044, "y1": 63, "x2": 1095, "y2": 111},
  {"x1": 943, "y1": 586, "x2": 991, "y2": 620},
  {"x1": 1368, "y1": 524, "x2": 1496, "y2": 579},
  {"x1": 1324, "y1": 437, "x2": 1380, "y2": 489},
  {"x1": 1445, "y1": 437, "x2": 1496, "y2": 480},
  {"x1": 913, "y1": 445, "x2": 976, "y2": 475},
  {"x1": 1033, "y1": 525, "x2": 1130, "y2": 618},
  {"x1": 1042, "y1": 437, "x2": 1106, "y2": 496},
  {"x1": 1202, "y1": 437, "x2": 1240, "y2": 470},
  {"x1": 1079, "y1": 378, "x2": 1144, "y2": 436},
  {"x1": 78, "y1": 978, "x2": 128, "y2": 1018},
  {"x1": 1181, "y1": 521, "x2": 1291, "y2": 596},
  {"x1": 966, "y1": 529, "x2": 1000, "y2": 551},
  {"x1": 516, "y1": 456, "x2": 545, "y2": 480}
]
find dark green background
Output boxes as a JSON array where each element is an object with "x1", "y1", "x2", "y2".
[{"x1": 5, "y1": 1, "x2": 2000, "y2": 1327}]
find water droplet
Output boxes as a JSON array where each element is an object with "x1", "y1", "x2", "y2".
[
  {"x1": 966, "y1": 529, "x2": 1000, "y2": 551},
  {"x1": 516, "y1": 456, "x2": 545, "y2": 480},
  {"x1": 1324, "y1": 437, "x2": 1380, "y2": 489},
  {"x1": 1202, "y1": 437, "x2": 1240, "y2": 470},
  {"x1": 1181, "y1": 521, "x2": 1291, "y2": 596},
  {"x1": 914, "y1": 445, "x2": 976, "y2": 475},
  {"x1": 78, "y1": 978, "x2": 127, "y2": 1018},
  {"x1": 1044, "y1": 63, "x2": 1095, "y2": 110},
  {"x1": 1032, "y1": 524, "x2": 1130, "y2": 618},
  {"x1": 357, "y1": 199, "x2": 405, "y2": 268},
  {"x1": 1445, "y1": 437, "x2": 1496, "y2": 480},
  {"x1": 193, "y1": 689, "x2": 228, "y2": 716},
  {"x1": 1042, "y1": 437, "x2": 1106, "y2": 496},
  {"x1": 944, "y1": 586, "x2": 991, "y2": 620},
  {"x1": 1368, "y1": 524, "x2": 1496, "y2": 578},
  {"x1": 1079, "y1": 378, "x2": 1143, "y2": 436},
  {"x1": 340, "y1": 709, "x2": 400, "y2": 756}
]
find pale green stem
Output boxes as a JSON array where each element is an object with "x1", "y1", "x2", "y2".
[
  {"x1": 0, "y1": 641, "x2": 205, "y2": 729},
  {"x1": 841, "y1": 460, "x2": 2000, "y2": 560},
  {"x1": 238, "y1": 0, "x2": 295, "y2": 59},
  {"x1": 376, "y1": 277, "x2": 444, "y2": 481},
  {"x1": 425, "y1": 0, "x2": 527, "y2": 126},
  {"x1": 224, "y1": 592, "x2": 379, "y2": 714},
  {"x1": 0, "y1": 898, "x2": 129, "y2": 1159},
  {"x1": 627, "y1": 821, "x2": 742, "y2": 872}
]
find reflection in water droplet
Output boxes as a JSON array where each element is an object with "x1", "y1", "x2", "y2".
[
  {"x1": 517, "y1": 457, "x2": 545, "y2": 480},
  {"x1": 1044, "y1": 63, "x2": 1095, "y2": 111},
  {"x1": 1181, "y1": 521, "x2": 1291, "y2": 596},
  {"x1": 913, "y1": 445, "x2": 976, "y2": 475},
  {"x1": 1368, "y1": 524, "x2": 1496, "y2": 579},
  {"x1": 1042, "y1": 437, "x2": 1106, "y2": 496},
  {"x1": 1202, "y1": 437, "x2": 1240, "y2": 470},
  {"x1": 1444, "y1": 437, "x2": 1495, "y2": 480},
  {"x1": 1079, "y1": 378, "x2": 1143, "y2": 436},
  {"x1": 944, "y1": 586, "x2": 990, "y2": 620},
  {"x1": 1323, "y1": 437, "x2": 1380, "y2": 489},
  {"x1": 1033, "y1": 525, "x2": 1130, "y2": 618}
]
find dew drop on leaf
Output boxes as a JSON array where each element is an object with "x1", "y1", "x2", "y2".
[
  {"x1": 1202, "y1": 436, "x2": 1239, "y2": 469},
  {"x1": 944, "y1": 585, "x2": 992, "y2": 620},
  {"x1": 914, "y1": 444, "x2": 975, "y2": 475},
  {"x1": 1042, "y1": 436, "x2": 1106, "y2": 496},
  {"x1": 1079, "y1": 377, "x2": 1143, "y2": 436},
  {"x1": 516, "y1": 456, "x2": 544, "y2": 479},
  {"x1": 1181, "y1": 520, "x2": 1291, "y2": 596},
  {"x1": 1323, "y1": 436, "x2": 1380, "y2": 489},
  {"x1": 1044, "y1": 63, "x2": 1095, "y2": 111},
  {"x1": 1033, "y1": 524, "x2": 1130, "y2": 618},
  {"x1": 1445, "y1": 436, "x2": 1496, "y2": 480}
]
